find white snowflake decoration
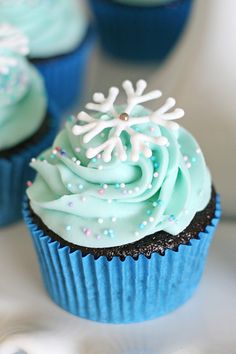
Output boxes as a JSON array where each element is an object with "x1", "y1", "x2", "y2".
[
  {"x1": 72, "y1": 80, "x2": 185, "y2": 162},
  {"x1": 0, "y1": 24, "x2": 29, "y2": 55}
]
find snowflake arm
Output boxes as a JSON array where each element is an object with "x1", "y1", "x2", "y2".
[
  {"x1": 123, "y1": 79, "x2": 162, "y2": 115},
  {"x1": 86, "y1": 87, "x2": 119, "y2": 115}
]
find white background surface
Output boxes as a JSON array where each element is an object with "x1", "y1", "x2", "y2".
[{"x1": 1, "y1": 0, "x2": 236, "y2": 353}]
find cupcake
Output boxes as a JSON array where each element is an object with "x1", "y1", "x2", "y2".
[
  {"x1": 0, "y1": 27, "x2": 58, "y2": 226},
  {"x1": 89, "y1": 0, "x2": 194, "y2": 62},
  {"x1": 0, "y1": 1, "x2": 94, "y2": 115},
  {"x1": 24, "y1": 80, "x2": 221, "y2": 323}
]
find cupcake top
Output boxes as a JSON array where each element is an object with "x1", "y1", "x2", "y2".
[
  {"x1": 27, "y1": 80, "x2": 211, "y2": 248},
  {"x1": 114, "y1": 0, "x2": 174, "y2": 6},
  {"x1": 0, "y1": 25, "x2": 47, "y2": 151},
  {"x1": 0, "y1": 0, "x2": 88, "y2": 59}
]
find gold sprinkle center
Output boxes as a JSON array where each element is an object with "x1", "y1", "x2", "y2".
[{"x1": 119, "y1": 113, "x2": 129, "y2": 121}]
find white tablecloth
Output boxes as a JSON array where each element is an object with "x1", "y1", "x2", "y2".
[{"x1": 1, "y1": 0, "x2": 236, "y2": 352}]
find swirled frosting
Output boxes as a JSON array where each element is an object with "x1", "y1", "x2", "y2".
[
  {"x1": 0, "y1": 49, "x2": 47, "y2": 150},
  {"x1": 27, "y1": 104, "x2": 211, "y2": 248},
  {"x1": 114, "y1": 0, "x2": 174, "y2": 6},
  {"x1": 0, "y1": 0, "x2": 87, "y2": 58}
]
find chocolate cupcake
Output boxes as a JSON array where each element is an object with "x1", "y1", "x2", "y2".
[
  {"x1": 0, "y1": 1, "x2": 94, "y2": 115},
  {"x1": 24, "y1": 80, "x2": 221, "y2": 323},
  {"x1": 0, "y1": 27, "x2": 58, "y2": 226}
]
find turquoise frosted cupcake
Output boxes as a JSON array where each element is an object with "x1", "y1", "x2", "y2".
[
  {"x1": 0, "y1": 27, "x2": 58, "y2": 226},
  {"x1": 0, "y1": 0, "x2": 94, "y2": 115},
  {"x1": 24, "y1": 80, "x2": 221, "y2": 323},
  {"x1": 89, "y1": 0, "x2": 194, "y2": 62}
]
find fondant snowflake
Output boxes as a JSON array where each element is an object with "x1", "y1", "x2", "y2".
[{"x1": 72, "y1": 80, "x2": 184, "y2": 162}]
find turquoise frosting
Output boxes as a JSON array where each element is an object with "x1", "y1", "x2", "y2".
[
  {"x1": 0, "y1": 0, "x2": 87, "y2": 58},
  {"x1": 0, "y1": 50, "x2": 47, "y2": 150},
  {"x1": 27, "y1": 106, "x2": 211, "y2": 248},
  {"x1": 114, "y1": 0, "x2": 174, "y2": 6}
]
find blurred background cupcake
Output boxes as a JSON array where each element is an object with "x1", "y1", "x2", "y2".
[
  {"x1": 0, "y1": 25, "x2": 58, "y2": 226},
  {"x1": 0, "y1": 0, "x2": 95, "y2": 116},
  {"x1": 88, "y1": 0, "x2": 194, "y2": 62}
]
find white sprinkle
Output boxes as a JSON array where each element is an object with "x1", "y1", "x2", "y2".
[
  {"x1": 103, "y1": 184, "x2": 108, "y2": 190},
  {"x1": 98, "y1": 165, "x2": 103, "y2": 170},
  {"x1": 76, "y1": 160, "x2": 81, "y2": 165},
  {"x1": 31, "y1": 158, "x2": 36, "y2": 163},
  {"x1": 153, "y1": 172, "x2": 159, "y2": 178},
  {"x1": 72, "y1": 157, "x2": 77, "y2": 162},
  {"x1": 143, "y1": 221, "x2": 147, "y2": 226},
  {"x1": 75, "y1": 147, "x2": 81, "y2": 152},
  {"x1": 111, "y1": 217, "x2": 117, "y2": 222},
  {"x1": 108, "y1": 199, "x2": 112, "y2": 204},
  {"x1": 128, "y1": 190, "x2": 133, "y2": 194},
  {"x1": 184, "y1": 156, "x2": 188, "y2": 161},
  {"x1": 98, "y1": 218, "x2": 104, "y2": 224},
  {"x1": 196, "y1": 148, "x2": 201, "y2": 154},
  {"x1": 149, "y1": 217, "x2": 154, "y2": 223},
  {"x1": 135, "y1": 187, "x2": 140, "y2": 192},
  {"x1": 186, "y1": 162, "x2": 191, "y2": 169},
  {"x1": 120, "y1": 183, "x2": 126, "y2": 189}
]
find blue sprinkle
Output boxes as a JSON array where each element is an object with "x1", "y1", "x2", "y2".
[
  {"x1": 146, "y1": 210, "x2": 152, "y2": 216},
  {"x1": 152, "y1": 202, "x2": 158, "y2": 207},
  {"x1": 67, "y1": 183, "x2": 72, "y2": 189},
  {"x1": 192, "y1": 157, "x2": 197, "y2": 163},
  {"x1": 92, "y1": 158, "x2": 97, "y2": 163},
  {"x1": 151, "y1": 156, "x2": 157, "y2": 162},
  {"x1": 154, "y1": 162, "x2": 160, "y2": 169},
  {"x1": 78, "y1": 184, "x2": 84, "y2": 190},
  {"x1": 139, "y1": 223, "x2": 145, "y2": 230},
  {"x1": 115, "y1": 183, "x2": 120, "y2": 189}
]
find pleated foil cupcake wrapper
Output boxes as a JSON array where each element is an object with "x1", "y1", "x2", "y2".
[
  {"x1": 23, "y1": 196, "x2": 221, "y2": 324},
  {"x1": 0, "y1": 105, "x2": 59, "y2": 227},
  {"x1": 32, "y1": 27, "x2": 95, "y2": 116},
  {"x1": 89, "y1": 0, "x2": 193, "y2": 62}
]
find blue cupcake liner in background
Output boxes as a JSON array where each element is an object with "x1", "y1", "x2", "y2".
[
  {"x1": 0, "y1": 105, "x2": 59, "y2": 227},
  {"x1": 89, "y1": 0, "x2": 194, "y2": 62},
  {"x1": 32, "y1": 27, "x2": 95, "y2": 117},
  {"x1": 23, "y1": 195, "x2": 221, "y2": 323}
]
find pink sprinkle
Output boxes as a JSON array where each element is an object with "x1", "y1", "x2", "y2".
[
  {"x1": 26, "y1": 181, "x2": 32, "y2": 187},
  {"x1": 184, "y1": 156, "x2": 188, "y2": 161},
  {"x1": 98, "y1": 189, "x2": 105, "y2": 195},
  {"x1": 83, "y1": 228, "x2": 92, "y2": 236},
  {"x1": 150, "y1": 127, "x2": 155, "y2": 133}
]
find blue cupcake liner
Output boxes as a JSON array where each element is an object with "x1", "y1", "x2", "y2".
[
  {"x1": 23, "y1": 195, "x2": 221, "y2": 323},
  {"x1": 32, "y1": 27, "x2": 95, "y2": 116},
  {"x1": 0, "y1": 104, "x2": 59, "y2": 227},
  {"x1": 89, "y1": 0, "x2": 194, "y2": 62}
]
